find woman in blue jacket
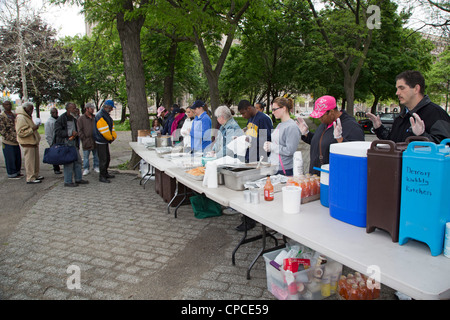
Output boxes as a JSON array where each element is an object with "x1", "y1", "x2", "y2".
[{"x1": 189, "y1": 100, "x2": 212, "y2": 153}]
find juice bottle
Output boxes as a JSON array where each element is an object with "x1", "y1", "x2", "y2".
[
  {"x1": 345, "y1": 278, "x2": 356, "y2": 300},
  {"x1": 348, "y1": 284, "x2": 360, "y2": 300},
  {"x1": 264, "y1": 175, "x2": 274, "y2": 201},
  {"x1": 286, "y1": 177, "x2": 298, "y2": 186},
  {"x1": 300, "y1": 178, "x2": 309, "y2": 198},
  {"x1": 315, "y1": 176, "x2": 321, "y2": 195},
  {"x1": 338, "y1": 275, "x2": 347, "y2": 299},
  {"x1": 358, "y1": 281, "x2": 368, "y2": 300}
]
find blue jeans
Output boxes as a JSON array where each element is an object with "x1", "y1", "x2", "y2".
[
  {"x1": 64, "y1": 150, "x2": 82, "y2": 184},
  {"x1": 82, "y1": 149, "x2": 99, "y2": 170},
  {"x1": 2, "y1": 143, "x2": 21, "y2": 177}
]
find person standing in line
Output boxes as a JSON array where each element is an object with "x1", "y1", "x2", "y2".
[
  {"x1": 54, "y1": 102, "x2": 89, "y2": 187},
  {"x1": 77, "y1": 103, "x2": 99, "y2": 176},
  {"x1": 0, "y1": 100, "x2": 23, "y2": 179},
  {"x1": 180, "y1": 107, "x2": 194, "y2": 149},
  {"x1": 263, "y1": 97, "x2": 301, "y2": 176},
  {"x1": 44, "y1": 107, "x2": 62, "y2": 174},
  {"x1": 189, "y1": 100, "x2": 212, "y2": 153},
  {"x1": 255, "y1": 101, "x2": 273, "y2": 125},
  {"x1": 15, "y1": 102, "x2": 43, "y2": 184},
  {"x1": 94, "y1": 100, "x2": 117, "y2": 183}
]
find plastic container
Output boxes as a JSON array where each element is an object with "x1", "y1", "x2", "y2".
[
  {"x1": 399, "y1": 139, "x2": 450, "y2": 256},
  {"x1": 315, "y1": 164, "x2": 329, "y2": 207},
  {"x1": 263, "y1": 248, "x2": 343, "y2": 300},
  {"x1": 329, "y1": 141, "x2": 372, "y2": 227},
  {"x1": 366, "y1": 140, "x2": 408, "y2": 242}
]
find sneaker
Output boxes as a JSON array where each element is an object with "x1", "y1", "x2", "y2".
[
  {"x1": 222, "y1": 207, "x2": 240, "y2": 215},
  {"x1": 75, "y1": 179, "x2": 89, "y2": 185},
  {"x1": 64, "y1": 182, "x2": 78, "y2": 187},
  {"x1": 37, "y1": 176, "x2": 44, "y2": 180},
  {"x1": 82, "y1": 169, "x2": 90, "y2": 176},
  {"x1": 106, "y1": 173, "x2": 115, "y2": 179},
  {"x1": 8, "y1": 175, "x2": 23, "y2": 180},
  {"x1": 94, "y1": 167, "x2": 100, "y2": 173},
  {"x1": 27, "y1": 179, "x2": 42, "y2": 184},
  {"x1": 54, "y1": 170, "x2": 62, "y2": 174}
]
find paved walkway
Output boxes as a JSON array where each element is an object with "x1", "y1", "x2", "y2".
[{"x1": 0, "y1": 131, "x2": 396, "y2": 300}]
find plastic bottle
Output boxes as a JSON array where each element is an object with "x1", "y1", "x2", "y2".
[
  {"x1": 348, "y1": 284, "x2": 360, "y2": 300},
  {"x1": 312, "y1": 175, "x2": 320, "y2": 195},
  {"x1": 338, "y1": 275, "x2": 347, "y2": 299},
  {"x1": 300, "y1": 178, "x2": 309, "y2": 199},
  {"x1": 264, "y1": 175, "x2": 274, "y2": 201},
  {"x1": 358, "y1": 281, "x2": 368, "y2": 300}
]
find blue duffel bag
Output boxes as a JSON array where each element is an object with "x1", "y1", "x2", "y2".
[{"x1": 43, "y1": 144, "x2": 78, "y2": 165}]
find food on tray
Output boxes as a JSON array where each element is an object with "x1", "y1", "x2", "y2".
[{"x1": 186, "y1": 166, "x2": 205, "y2": 176}]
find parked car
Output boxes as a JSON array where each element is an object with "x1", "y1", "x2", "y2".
[{"x1": 358, "y1": 113, "x2": 397, "y2": 134}]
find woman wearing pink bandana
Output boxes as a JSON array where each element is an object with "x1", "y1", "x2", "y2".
[{"x1": 297, "y1": 95, "x2": 364, "y2": 175}]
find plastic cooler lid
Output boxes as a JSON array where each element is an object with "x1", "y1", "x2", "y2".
[{"x1": 330, "y1": 141, "x2": 372, "y2": 158}]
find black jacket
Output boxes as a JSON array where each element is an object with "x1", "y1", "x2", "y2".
[
  {"x1": 302, "y1": 110, "x2": 365, "y2": 175},
  {"x1": 374, "y1": 95, "x2": 450, "y2": 143},
  {"x1": 54, "y1": 112, "x2": 80, "y2": 148}
]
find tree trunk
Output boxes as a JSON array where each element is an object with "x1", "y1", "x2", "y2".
[
  {"x1": 120, "y1": 104, "x2": 127, "y2": 123},
  {"x1": 163, "y1": 40, "x2": 178, "y2": 109},
  {"x1": 116, "y1": 0, "x2": 149, "y2": 168},
  {"x1": 371, "y1": 94, "x2": 379, "y2": 114}
]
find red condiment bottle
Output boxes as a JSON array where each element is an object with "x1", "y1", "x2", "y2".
[{"x1": 264, "y1": 175, "x2": 274, "y2": 201}]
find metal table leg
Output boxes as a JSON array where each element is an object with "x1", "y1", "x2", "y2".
[{"x1": 231, "y1": 217, "x2": 287, "y2": 279}]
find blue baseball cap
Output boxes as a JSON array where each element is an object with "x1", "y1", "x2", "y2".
[
  {"x1": 104, "y1": 100, "x2": 116, "y2": 108},
  {"x1": 189, "y1": 100, "x2": 205, "y2": 109}
]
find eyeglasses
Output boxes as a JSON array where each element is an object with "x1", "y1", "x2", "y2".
[{"x1": 272, "y1": 106, "x2": 284, "y2": 112}]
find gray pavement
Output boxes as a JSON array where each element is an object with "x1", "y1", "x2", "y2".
[{"x1": 0, "y1": 130, "x2": 396, "y2": 300}]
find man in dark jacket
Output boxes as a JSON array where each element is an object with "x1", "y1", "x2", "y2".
[
  {"x1": 297, "y1": 95, "x2": 365, "y2": 175},
  {"x1": 94, "y1": 100, "x2": 117, "y2": 183},
  {"x1": 367, "y1": 70, "x2": 450, "y2": 143},
  {"x1": 77, "y1": 103, "x2": 99, "y2": 176},
  {"x1": 54, "y1": 102, "x2": 89, "y2": 187}
]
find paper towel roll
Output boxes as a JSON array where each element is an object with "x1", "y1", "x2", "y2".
[
  {"x1": 282, "y1": 186, "x2": 302, "y2": 214},
  {"x1": 203, "y1": 161, "x2": 218, "y2": 188}
]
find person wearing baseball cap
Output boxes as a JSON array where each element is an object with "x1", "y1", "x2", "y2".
[
  {"x1": 189, "y1": 100, "x2": 212, "y2": 152},
  {"x1": 94, "y1": 100, "x2": 117, "y2": 183},
  {"x1": 296, "y1": 95, "x2": 364, "y2": 175}
]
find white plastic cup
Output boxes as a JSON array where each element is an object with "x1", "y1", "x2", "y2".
[
  {"x1": 243, "y1": 190, "x2": 251, "y2": 203},
  {"x1": 250, "y1": 190, "x2": 260, "y2": 204}
]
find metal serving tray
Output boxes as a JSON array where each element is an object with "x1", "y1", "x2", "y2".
[{"x1": 218, "y1": 164, "x2": 277, "y2": 191}]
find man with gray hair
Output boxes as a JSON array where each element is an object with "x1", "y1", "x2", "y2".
[
  {"x1": 77, "y1": 103, "x2": 99, "y2": 175},
  {"x1": 44, "y1": 107, "x2": 62, "y2": 174},
  {"x1": 15, "y1": 102, "x2": 43, "y2": 184},
  {"x1": 211, "y1": 105, "x2": 244, "y2": 158}
]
